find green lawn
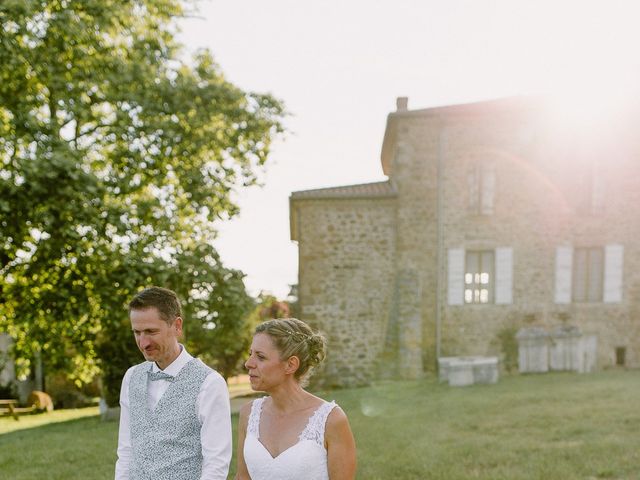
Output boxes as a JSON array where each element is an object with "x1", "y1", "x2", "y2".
[{"x1": 1, "y1": 370, "x2": 639, "y2": 479}]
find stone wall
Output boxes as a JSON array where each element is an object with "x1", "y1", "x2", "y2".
[
  {"x1": 394, "y1": 104, "x2": 640, "y2": 369},
  {"x1": 293, "y1": 197, "x2": 397, "y2": 386},
  {"x1": 391, "y1": 122, "x2": 440, "y2": 373}
]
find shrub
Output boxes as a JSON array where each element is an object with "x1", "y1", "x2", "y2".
[
  {"x1": 496, "y1": 325, "x2": 519, "y2": 373},
  {"x1": 0, "y1": 381, "x2": 16, "y2": 399},
  {"x1": 46, "y1": 374, "x2": 97, "y2": 409}
]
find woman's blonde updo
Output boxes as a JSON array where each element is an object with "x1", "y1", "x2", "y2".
[{"x1": 255, "y1": 318, "x2": 326, "y2": 385}]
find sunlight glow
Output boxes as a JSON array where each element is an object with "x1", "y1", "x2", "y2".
[
  {"x1": 543, "y1": 79, "x2": 639, "y2": 134},
  {"x1": 532, "y1": 9, "x2": 640, "y2": 137}
]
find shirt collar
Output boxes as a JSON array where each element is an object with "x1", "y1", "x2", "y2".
[{"x1": 151, "y1": 344, "x2": 193, "y2": 376}]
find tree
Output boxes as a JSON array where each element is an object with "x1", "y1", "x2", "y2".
[
  {"x1": 178, "y1": 244, "x2": 256, "y2": 381},
  {"x1": 255, "y1": 294, "x2": 291, "y2": 320},
  {"x1": 0, "y1": 0, "x2": 285, "y2": 398},
  {"x1": 246, "y1": 293, "x2": 291, "y2": 331}
]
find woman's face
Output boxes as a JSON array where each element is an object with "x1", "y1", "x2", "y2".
[{"x1": 245, "y1": 333, "x2": 289, "y2": 391}]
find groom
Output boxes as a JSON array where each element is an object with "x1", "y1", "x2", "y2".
[{"x1": 115, "y1": 286, "x2": 231, "y2": 480}]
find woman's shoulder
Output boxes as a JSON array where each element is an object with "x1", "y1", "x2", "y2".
[
  {"x1": 239, "y1": 396, "x2": 266, "y2": 420},
  {"x1": 324, "y1": 404, "x2": 350, "y2": 434},
  {"x1": 306, "y1": 395, "x2": 344, "y2": 429},
  {"x1": 326, "y1": 403, "x2": 347, "y2": 421}
]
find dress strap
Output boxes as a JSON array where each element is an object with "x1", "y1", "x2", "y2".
[
  {"x1": 299, "y1": 401, "x2": 337, "y2": 447},
  {"x1": 247, "y1": 397, "x2": 265, "y2": 438}
]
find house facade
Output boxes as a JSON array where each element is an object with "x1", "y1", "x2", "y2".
[{"x1": 290, "y1": 96, "x2": 640, "y2": 387}]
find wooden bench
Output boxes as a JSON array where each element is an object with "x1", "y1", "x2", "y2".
[
  {"x1": 0, "y1": 399, "x2": 36, "y2": 421},
  {"x1": 0, "y1": 399, "x2": 19, "y2": 420}
]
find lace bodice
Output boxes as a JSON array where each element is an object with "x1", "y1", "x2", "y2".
[{"x1": 244, "y1": 397, "x2": 337, "y2": 480}]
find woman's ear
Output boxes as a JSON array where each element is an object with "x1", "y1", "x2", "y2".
[{"x1": 285, "y1": 355, "x2": 300, "y2": 375}]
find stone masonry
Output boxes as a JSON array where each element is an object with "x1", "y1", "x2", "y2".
[
  {"x1": 290, "y1": 96, "x2": 640, "y2": 387},
  {"x1": 290, "y1": 187, "x2": 397, "y2": 386}
]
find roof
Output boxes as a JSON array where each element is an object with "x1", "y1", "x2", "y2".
[
  {"x1": 381, "y1": 95, "x2": 539, "y2": 175},
  {"x1": 290, "y1": 180, "x2": 397, "y2": 200},
  {"x1": 389, "y1": 95, "x2": 537, "y2": 119},
  {"x1": 289, "y1": 181, "x2": 396, "y2": 241}
]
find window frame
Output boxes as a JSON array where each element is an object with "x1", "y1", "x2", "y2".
[
  {"x1": 464, "y1": 250, "x2": 495, "y2": 304},
  {"x1": 572, "y1": 246, "x2": 604, "y2": 303},
  {"x1": 467, "y1": 163, "x2": 495, "y2": 216}
]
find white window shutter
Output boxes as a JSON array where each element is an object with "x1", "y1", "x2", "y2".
[
  {"x1": 448, "y1": 248, "x2": 465, "y2": 305},
  {"x1": 495, "y1": 247, "x2": 513, "y2": 304},
  {"x1": 603, "y1": 244, "x2": 623, "y2": 303},
  {"x1": 481, "y1": 166, "x2": 495, "y2": 215},
  {"x1": 555, "y1": 246, "x2": 573, "y2": 304}
]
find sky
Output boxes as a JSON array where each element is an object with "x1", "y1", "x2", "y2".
[{"x1": 178, "y1": 0, "x2": 640, "y2": 298}]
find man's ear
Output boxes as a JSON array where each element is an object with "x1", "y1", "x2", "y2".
[
  {"x1": 285, "y1": 355, "x2": 300, "y2": 375},
  {"x1": 173, "y1": 317, "x2": 183, "y2": 335}
]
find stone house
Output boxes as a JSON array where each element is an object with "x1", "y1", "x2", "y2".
[{"x1": 289, "y1": 96, "x2": 640, "y2": 387}]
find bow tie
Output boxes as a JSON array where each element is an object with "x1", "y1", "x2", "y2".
[{"x1": 148, "y1": 370, "x2": 175, "y2": 382}]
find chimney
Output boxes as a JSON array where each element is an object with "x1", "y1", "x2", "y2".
[{"x1": 396, "y1": 96, "x2": 408, "y2": 111}]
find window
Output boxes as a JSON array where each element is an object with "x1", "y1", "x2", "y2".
[
  {"x1": 555, "y1": 244, "x2": 623, "y2": 304},
  {"x1": 448, "y1": 247, "x2": 512, "y2": 306},
  {"x1": 468, "y1": 163, "x2": 495, "y2": 215},
  {"x1": 572, "y1": 247, "x2": 603, "y2": 302},
  {"x1": 464, "y1": 250, "x2": 494, "y2": 303}
]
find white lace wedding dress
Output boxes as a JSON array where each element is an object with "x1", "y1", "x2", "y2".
[{"x1": 244, "y1": 397, "x2": 337, "y2": 480}]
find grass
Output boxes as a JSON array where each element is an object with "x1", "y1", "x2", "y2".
[
  {"x1": 0, "y1": 408, "x2": 116, "y2": 479},
  {"x1": 1, "y1": 370, "x2": 639, "y2": 479},
  {"x1": 340, "y1": 370, "x2": 640, "y2": 479},
  {"x1": 0, "y1": 406, "x2": 100, "y2": 435}
]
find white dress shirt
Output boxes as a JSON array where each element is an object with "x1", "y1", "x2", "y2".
[{"x1": 115, "y1": 346, "x2": 232, "y2": 480}]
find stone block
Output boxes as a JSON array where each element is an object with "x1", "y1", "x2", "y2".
[
  {"x1": 518, "y1": 326, "x2": 598, "y2": 374},
  {"x1": 516, "y1": 327, "x2": 550, "y2": 373},
  {"x1": 437, "y1": 357, "x2": 456, "y2": 382},
  {"x1": 471, "y1": 357, "x2": 499, "y2": 384},
  {"x1": 577, "y1": 335, "x2": 598, "y2": 373},
  {"x1": 440, "y1": 356, "x2": 499, "y2": 387},
  {"x1": 448, "y1": 360, "x2": 474, "y2": 387}
]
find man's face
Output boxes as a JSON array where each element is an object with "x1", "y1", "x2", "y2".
[{"x1": 130, "y1": 307, "x2": 182, "y2": 369}]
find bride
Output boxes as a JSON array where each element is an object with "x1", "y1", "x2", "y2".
[{"x1": 235, "y1": 318, "x2": 356, "y2": 480}]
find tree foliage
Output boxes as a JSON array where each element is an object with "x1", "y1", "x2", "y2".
[
  {"x1": 0, "y1": 0, "x2": 285, "y2": 399},
  {"x1": 253, "y1": 294, "x2": 291, "y2": 321},
  {"x1": 180, "y1": 246, "x2": 256, "y2": 382}
]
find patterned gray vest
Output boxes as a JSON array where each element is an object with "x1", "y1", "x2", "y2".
[{"x1": 129, "y1": 358, "x2": 211, "y2": 480}]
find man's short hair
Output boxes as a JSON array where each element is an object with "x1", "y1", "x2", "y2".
[{"x1": 128, "y1": 286, "x2": 182, "y2": 324}]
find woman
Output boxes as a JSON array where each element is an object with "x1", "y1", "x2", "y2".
[{"x1": 235, "y1": 318, "x2": 356, "y2": 480}]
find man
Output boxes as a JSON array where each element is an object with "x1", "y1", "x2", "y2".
[{"x1": 115, "y1": 286, "x2": 231, "y2": 480}]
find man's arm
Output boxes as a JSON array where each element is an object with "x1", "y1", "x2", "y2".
[
  {"x1": 198, "y1": 370, "x2": 232, "y2": 480},
  {"x1": 115, "y1": 367, "x2": 134, "y2": 480}
]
